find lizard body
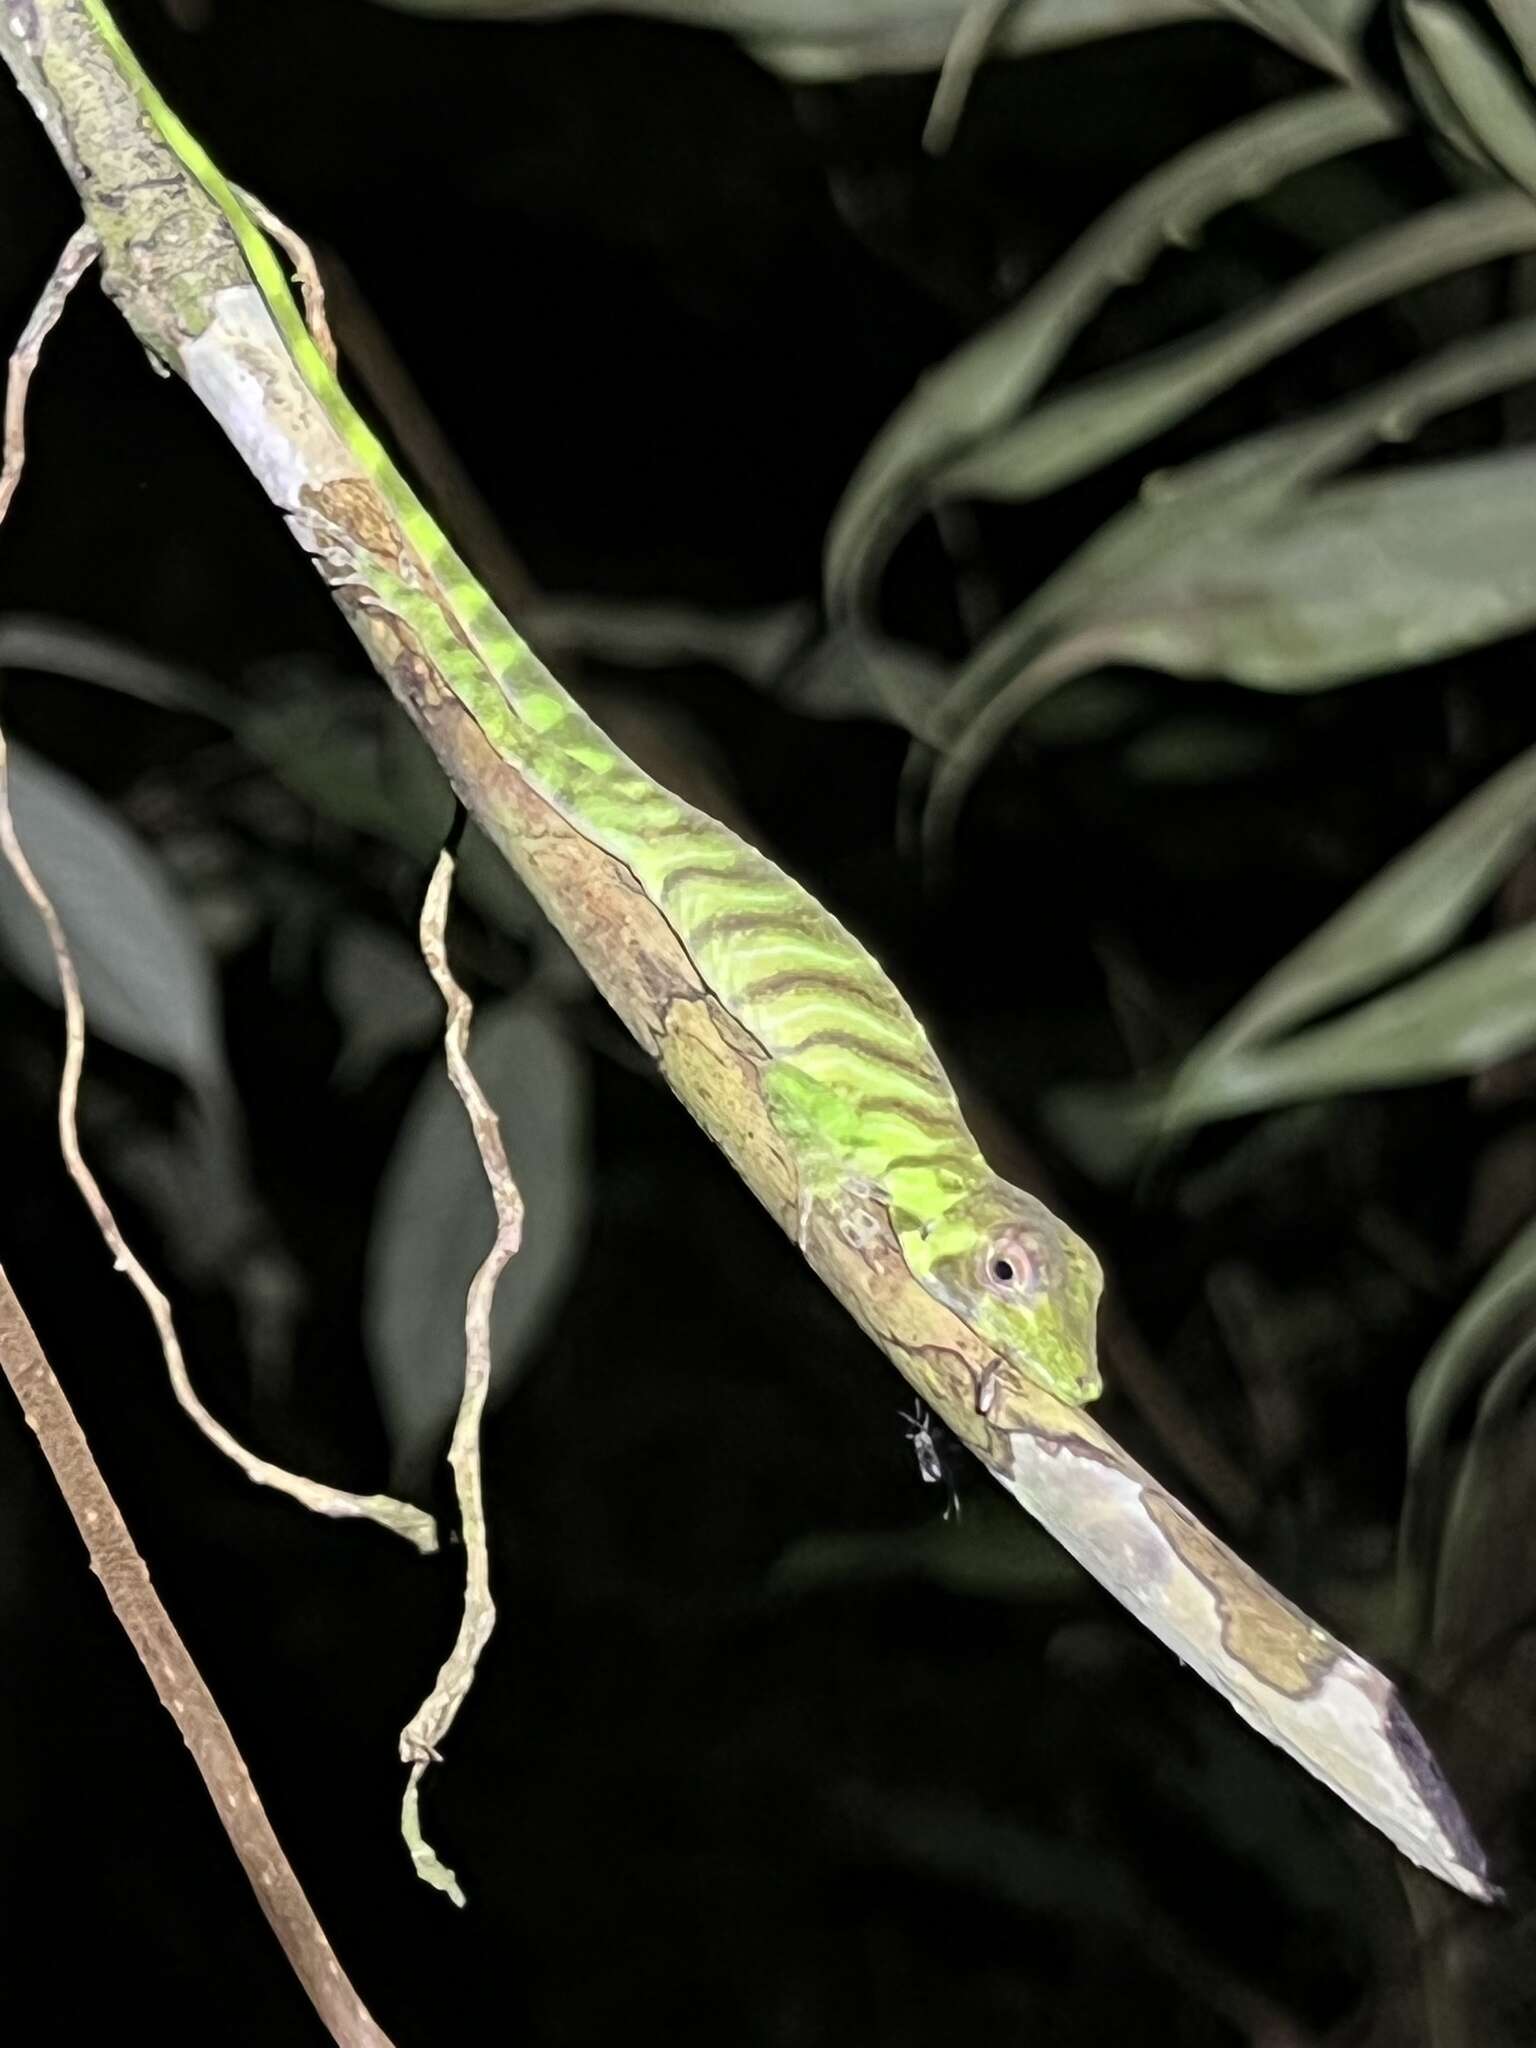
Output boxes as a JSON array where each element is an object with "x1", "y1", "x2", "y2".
[{"x1": 65, "y1": 0, "x2": 1104, "y2": 1411}]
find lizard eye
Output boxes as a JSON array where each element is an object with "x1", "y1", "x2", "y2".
[{"x1": 985, "y1": 1236, "x2": 1041, "y2": 1297}]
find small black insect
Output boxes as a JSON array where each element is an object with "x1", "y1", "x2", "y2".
[{"x1": 900, "y1": 1403, "x2": 961, "y2": 1522}]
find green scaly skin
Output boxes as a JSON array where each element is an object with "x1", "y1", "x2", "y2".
[{"x1": 79, "y1": 0, "x2": 1103, "y2": 1414}]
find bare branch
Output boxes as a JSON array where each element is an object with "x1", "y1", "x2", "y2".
[{"x1": 0, "y1": 1266, "x2": 399, "y2": 2048}]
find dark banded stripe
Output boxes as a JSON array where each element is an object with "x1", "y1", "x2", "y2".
[
  {"x1": 855, "y1": 1093, "x2": 961, "y2": 1134},
  {"x1": 737, "y1": 966, "x2": 906, "y2": 1021},
  {"x1": 659, "y1": 858, "x2": 759, "y2": 903},
  {"x1": 779, "y1": 1029, "x2": 939, "y2": 1086},
  {"x1": 882, "y1": 1149, "x2": 979, "y2": 1177},
  {"x1": 641, "y1": 816, "x2": 716, "y2": 840},
  {"x1": 689, "y1": 907, "x2": 830, "y2": 950}
]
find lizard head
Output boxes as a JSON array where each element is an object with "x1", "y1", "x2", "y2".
[{"x1": 898, "y1": 1175, "x2": 1104, "y2": 1409}]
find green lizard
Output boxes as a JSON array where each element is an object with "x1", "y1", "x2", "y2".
[{"x1": 26, "y1": 0, "x2": 1104, "y2": 1420}]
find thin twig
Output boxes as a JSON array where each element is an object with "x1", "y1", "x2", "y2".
[
  {"x1": 232, "y1": 183, "x2": 338, "y2": 373},
  {"x1": 0, "y1": 247, "x2": 435, "y2": 1553},
  {"x1": 229, "y1": 193, "x2": 536, "y2": 617},
  {"x1": 0, "y1": 1267, "x2": 399, "y2": 2048},
  {"x1": 0, "y1": 225, "x2": 98, "y2": 522},
  {"x1": 0, "y1": 729, "x2": 435, "y2": 1546},
  {"x1": 399, "y1": 843, "x2": 523, "y2": 1905}
]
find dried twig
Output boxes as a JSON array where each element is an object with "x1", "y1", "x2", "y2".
[
  {"x1": 0, "y1": 237, "x2": 435, "y2": 1554},
  {"x1": 0, "y1": 1267, "x2": 398, "y2": 2048},
  {"x1": 231, "y1": 183, "x2": 339, "y2": 374},
  {"x1": 0, "y1": 225, "x2": 97, "y2": 522},
  {"x1": 399, "y1": 840, "x2": 524, "y2": 1905}
]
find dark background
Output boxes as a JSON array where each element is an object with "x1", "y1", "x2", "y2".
[{"x1": 1, "y1": 3, "x2": 1534, "y2": 2042}]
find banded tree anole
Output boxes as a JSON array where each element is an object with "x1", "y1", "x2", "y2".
[{"x1": 10, "y1": 0, "x2": 1104, "y2": 1437}]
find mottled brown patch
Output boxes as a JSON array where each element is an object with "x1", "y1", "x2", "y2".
[
  {"x1": 796, "y1": 1188, "x2": 1013, "y2": 1464},
  {"x1": 338, "y1": 599, "x2": 443, "y2": 710},
  {"x1": 658, "y1": 993, "x2": 795, "y2": 1233},
  {"x1": 1144, "y1": 1491, "x2": 1336, "y2": 1698},
  {"x1": 301, "y1": 477, "x2": 404, "y2": 569}
]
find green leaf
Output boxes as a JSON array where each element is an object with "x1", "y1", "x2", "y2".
[
  {"x1": 927, "y1": 442, "x2": 1536, "y2": 840},
  {"x1": 364, "y1": 999, "x2": 590, "y2": 1482},
  {"x1": 242, "y1": 688, "x2": 547, "y2": 943},
  {"x1": 528, "y1": 593, "x2": 815, "y2": 686},
  {"x1": 0, "y1": 742, "x2": 228, "y2": 1091},
  {"x1": 1082, "y1": 446, "x2": 1536, "y2": 689},
  {"x1": 1184, "y1": 737, "x2": 1536, "y2": 1069},
  {"x1": 0, "y1": 614, "x2": 237, "y2": 719},
  {"x1": 366, "y1": 2, "x2": 1373, "y2": 83},
  {"x1": 1397, "y1": 1217, "x2": 1536, "y2": 1645},
  {"x1": 929, "y1": 188, "x2": 1536, "y2": 509},
  {"x1": 777, "y1": 627, "x2": 951, "y2": 734},
  {"x1": 1119, "y1": 714, "x2": 1280, "y2": 784},
  {"x1": 1491, "y1": 0, "x2": 1536, "y2": 85},
  {"x1": 1426, "y1": 1323, "x2": 1536, "y2": 1625},
  {"x1": 1405, "y1": 0, "x2": 1536, "y2": 195},
  {"x1": 823, "y1": 88, "x2": 1399, "y2": 618},
  {"x1": 325, "y1": 921, "x2": 443, "y2": 1086},
  {"x1": 1405, "y1": 1215, "x2": 1536, "y2": 1473},
  {"x1": 934, "y1": 308, "x2": 1536, "y2": 752},
  {"x1": 1156, "y1": 923, "x2": 1536, "y2": 1131}
]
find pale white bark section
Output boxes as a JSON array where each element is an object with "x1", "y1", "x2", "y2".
[
  {"x1": 183, "y1": 285, "x2": 360, "y2": 541},
  {"x1": 992, "y1": 1432, "x2": 1493, "y2": 1900}
]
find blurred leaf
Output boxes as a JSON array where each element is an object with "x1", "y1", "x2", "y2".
[
  {"x1": 242, "y1": 688, "x2": 451, "y2": 853},
  {"x1": 1154, "y1": 923, "x2": 1536, "y2": 1131},
  {"x1": 823, "y1": 88, "x2": 1398, "y2": 617},
  {"x1": 1406, "y1": 1214, "x2": 1536, "y2": 1473},
  {"x1": 1405, "y1": 0, "x2": 1536, "y2": 194},
  {"x1": 366, "y1": 1, "x2": 1372, "y2": 82},
  {"x1": 528, "y1": 593, "x2": 814, "y2": 686},
  {"x1": 1398, "y1": 1219, "x2": 1536, "y2": 1649},
  {"x1": 1395, "y1": 3, "x2": 1499, "y2": 172},
  {"x1": 1428, "y1": 1322, "x2": 1536, "y2": 1642},
  {"x1": 1054, "y1": 742, "x2": 1536, "y2": 1176},
  {"x1": 930, "y1": 188, "x2": 1536, "y2": 509},
  {"x1": 0, "y1": 742, "x2": 228, "y2": 1091},
  {"x1": 1491, "y1": 0, "x2": 1536, "y2": 84},
  {"x1": 364, "y1": 999, "x2": 590, "y2": 1481},
  {"x1": 1038, "y1": 1073, "x2": 1168, "y2": 1185},
  {"x1": 928, "y1": 445, "x2": 1536, "y2": 838},
  {"x1": 1220, "y1": 0, "x2": 1373, "y2": 77},
  {"x1": 1119, "y1": 714, "x2": 1280, "y2": 783},
  {"x1": 1184, "y1": 737, "x2": 1536, "y2": 1069},
  {"x1": 933, "y1": 308, "x2": 1536, "y2": 753},
  {"x1": 770, "y1": 1500, "x2": 1084, "y2": 1599},
  {"x1": 104, "y1": 1097, "x2": 306, "y2": 1394},
  {"x1": 1024, "y1": 672, "x2": 1151, "y2": 746},
  {"x1": 242, "y1": 687, "x2": 546, "y2": 942},
  {"x1": 325, "y1": 921, "x2": 443, "y2": 1086},
  {"x1": 0, "y1": 615, "x2": 237, "y2": 719},
  {"x1": 850, "y1": 1789, "x2": 1146, "y2": 1922},
  {"x1": 777, "y1": 627, "x2": 950, "y2": 734}
]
